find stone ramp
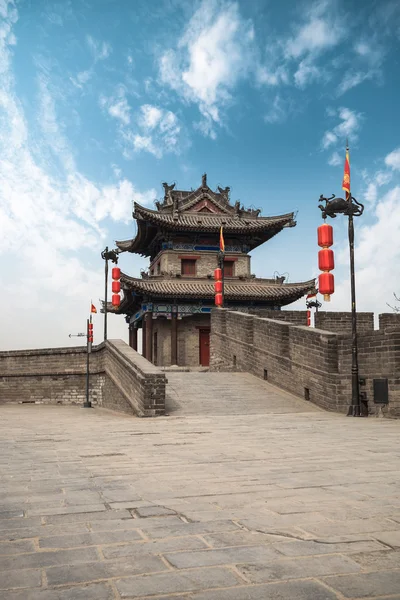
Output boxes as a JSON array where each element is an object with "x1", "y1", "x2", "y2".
[{"x1": 166, "y1": 371, "x2": 320, "y2": 415}]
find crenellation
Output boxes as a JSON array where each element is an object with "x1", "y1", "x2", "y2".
[
  {"x1": 211, "y1": 309, "x2": 400, "y2": 417},
  {"x1": 0, "y1": 341, "x2": 166, "y2": 416}
]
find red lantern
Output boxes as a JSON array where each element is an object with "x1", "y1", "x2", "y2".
[
  {"x1": 214, "y1": 280, "x2": 223, "y2": 293},
  {"x1": 215, "y1": 293, "x2": 223, "y2": 306},
  {"x1": 214, "y1": 268, "x2": 222, "y2": 280},
  {"x1": 318, "y1": 248, "x2": 335, "y2": 272},
  {"x1": 317, "y1": 223, "x2": 333, "y2": 248},
  {"x1": 318, "y1": 272, "x2": 334, "y2": 301},
  {"x1": 112, "y1": 267, "x2": 121, "y2": 280},
  {"x1": 112, "y1": 294, "x2": 120, "y2": 307},
  {"x1": 112, "y1": 281, "x2": 121, "y2": 293}
]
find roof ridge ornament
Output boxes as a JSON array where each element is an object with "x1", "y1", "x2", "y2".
[
  {"x1": 217, "y1": 186, "x2": 230, "y2": 201},
  {"x1": 162, "y1": 182, "x2": 175, "y2": 205},
  {"x1": 201, "y1": 172, "x2": 207, "y2": 189}
]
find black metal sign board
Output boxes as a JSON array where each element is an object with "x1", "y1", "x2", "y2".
[{"x1": 373, "y1": 379, "x2": 389, "y2": 404}]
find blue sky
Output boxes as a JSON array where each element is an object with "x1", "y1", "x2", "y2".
[{"x1": 1, "y1": 0, "x2": 400, "y2": 349}]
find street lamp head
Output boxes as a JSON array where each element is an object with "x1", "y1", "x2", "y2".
[
  {"x1": 318, "y1": 193, "x2": 364, "y2": 220},
  {"x1": 101, "y1": 247, "x2": 120, "y2": 263}
]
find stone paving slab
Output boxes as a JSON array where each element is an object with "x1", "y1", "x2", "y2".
[{"x1": 1, "y1": 382, "x2": 400, "y2": 599}]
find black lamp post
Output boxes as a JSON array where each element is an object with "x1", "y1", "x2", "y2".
[
  {"x1": 317, "y1": 192, "x2": 365, "y2": 416},
  {"x1": 101, "y1": 247, "x2": 119, "y2": 342}
]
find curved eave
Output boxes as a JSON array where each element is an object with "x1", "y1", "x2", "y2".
[
  {"x1": 119, "y1": 274, "x2": 316, "y2": 303},
  {"x1": 116, "y1": 220, "x2": 152, "y2": 255},
  {"x1": 116, "y1": 204, "x2": 296, "y2": 255},
  {"x1": 134, "y1": 202, "x2": 295, "y2": 229}
]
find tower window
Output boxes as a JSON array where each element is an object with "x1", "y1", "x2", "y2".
[
  {"x1": 181, "y1": 259, "x2": 196, "y2": 275},
  {"x1": 223, "y1": 261, "x2": 234, "y2": 277}
]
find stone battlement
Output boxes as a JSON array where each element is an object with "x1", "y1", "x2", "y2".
[
  {"x1": 210, "y1": 310, "x2": 400, "y2": 417},
  {"x1": 0, "y1": 340, "x2": 166, "y2": 417}
]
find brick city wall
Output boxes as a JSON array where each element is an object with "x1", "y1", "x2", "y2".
[
  {"x1": 315, "y1": 311, "x2": 374, "y2": 333},
  {"x1": 210, "y1": 309, "x2": 400, "y2": 418},
  {"x1": 0, "y1": 340, "x2": 166, "y2": 417}
]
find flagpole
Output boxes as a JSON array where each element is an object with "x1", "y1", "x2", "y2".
[
  {"x1": 346, "y1": 152, "x2": 361, "y2": 416},
  {"x1": 318, "y1": 143, "x2": 365, "y2": 416},
  {"x1": 83, "y1": 317, "x2": 91, "y2": 408}
]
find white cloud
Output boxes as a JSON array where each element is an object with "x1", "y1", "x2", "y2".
[
  {"x1": 255, "y1": 63, "x2": 288, "y2": 87},
  {"x1": 100, "y1": 87, "x2": 131, "y2": 125},
  {"x1": 139, "y1": 104, "x2": 163, "y2": 129},
  {"x1": 264, "y1": 95, "x2": 288, "y2": 124},
  {"x1": 285, "y1": 1, "x2": 345, "y2": 59},
  {"x1": 159, "y1": 0, "x2": 254, "y2": 137},
  {"x1": 328, "y1": 151, "x2": 341, "y2": 166},
  {"x1": 322, "y1": 107, "x2": 363, "y2": 151},
  {"x1": 294, "y1": 59, "x2": 322, "y2": 88},
  {"x1": 0, "y1": 5, "x2": 153, "y2": 349},
  {"x1": 70, "y1": 69, "x2": 92, "y2": 89},
  {"x1": 385, "y1": 148, "x2": 400, "y2": 171},
  {"x1": 333, "y1": 186, "x2": 400, "y2": 313},
  {"x1": 363, "y1": 168, "x2": 393, "y2": 204},
  {"x1": 86, "y1": 35, "x2": 111, "y2": 61},
  {"x1": 322, "y1": 131, "x2": 337, "y2": 149},
  {"x1": 108, "y1": 98, "x2": 130, "y2": 125},
  {"x1": 37, "y1": 74, "x2": 76, "y2": 171},
  {"x1": 338, "y1": 40, "x2": 385, "y2": 95},
  {"x1": 337, "y1": 70, "x2": 374, "y2": 95},
  {"x1": 125, "y1": 104, "x2": 182, "y2": 158}
]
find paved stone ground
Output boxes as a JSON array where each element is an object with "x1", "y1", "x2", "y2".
[{"x1": 1, "y1": 372, "x2": 400, "y2": 599}]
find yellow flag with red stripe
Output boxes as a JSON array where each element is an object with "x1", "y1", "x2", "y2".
[
  {"x1": 219, "y1": 226, "x2": 225, "y2": 252},
  {"x1": 342, "y1": 147, "x2": 350, "y2": 200}
]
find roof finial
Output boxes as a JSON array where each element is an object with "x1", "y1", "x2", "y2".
[{"x1": 202, "y1": 173, "x2": 207, "y2": 188}]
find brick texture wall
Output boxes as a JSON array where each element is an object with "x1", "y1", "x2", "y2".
[
  {"x1": 152, "y1": 314, "x2": 210, "y2": 367},
  {"x1": 315, "y1": 311, "x2": 374, "y2": 333},
  {"x1": 210, "y1": 309, "x2": 400, "y2": 418},
  {"x1": 155, "y1": 251, "x2": 250, "y2": 278},
  {"x1": 0, "y1": 340, "x2": 166, "y2": 417}
]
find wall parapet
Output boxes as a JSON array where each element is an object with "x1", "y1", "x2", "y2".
[
  {"x1": 0, "y1": 340, "x2": 166, "y2": 417},
  {"x1": 210, "y1": 309, "x2": 400, "y2": 417}
]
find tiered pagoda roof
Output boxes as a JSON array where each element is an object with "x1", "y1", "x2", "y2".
[
  {"x1": 106, "y1": 175, "x2": 315, "y2": 316},
  {"x1": 106, "y1": 275, "x2": 316, "y2": 314},
  {"x1": 116, "y1": 175, "x2": 296, "y2": 257}
]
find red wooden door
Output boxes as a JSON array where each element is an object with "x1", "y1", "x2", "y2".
[{"x1": 199, "y1": 329, "x2": 210, "y2": 366}]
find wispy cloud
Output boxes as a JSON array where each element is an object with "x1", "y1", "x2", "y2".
[
  {"x1": 264, "y1": 95, "x2": 289, "y2": 124},
  {"x1": 100, "y1": 86, "x2": 131, "y2": 125},
  {"x1": 334, "y1": 186, "x2": 400, "y2": 313},
  {"x1": 70, "y1": 35, "x2": 112, "y2": 90},
  {"x1": 338, "y1": 39, "x2": 385, "y2": 95},
  {"x1": 385, "y1": 147, "x2": 400, "y2": 170},
  {"x1": 123, "y1": 104, "x2": 182, "y2": 158},
  {"x1": 159, "y1": 0, "x2": 254, "y2": 138},
  {"x1": 321, "y1": 107, "x2": 363, "y2": 151},
  {"x1": 0, "y1": 4, "x2": 153, "y2": 348},
  {"x1": 285, "y1": 1, "x2": 345, "y2": 59},
  {"x1": 86, "y1": 35, "x2": 111, "y2": 61},
  {"x1": 328, "y1": 151, "x2": 341, "y2": 166},
  {"x1": 361, "y1": 151, "x2": 395, "y2": 204}
]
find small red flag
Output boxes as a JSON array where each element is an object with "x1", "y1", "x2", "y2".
[
  {"x1": 342, "y1": 146, "x2": 350, "y2": 200},
  {"x1": 90, "y1": 303, "x2": 97, "y2": 314},
  {"x1": 219, "y1": 226, "x2": 225, "y2": 252}
]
